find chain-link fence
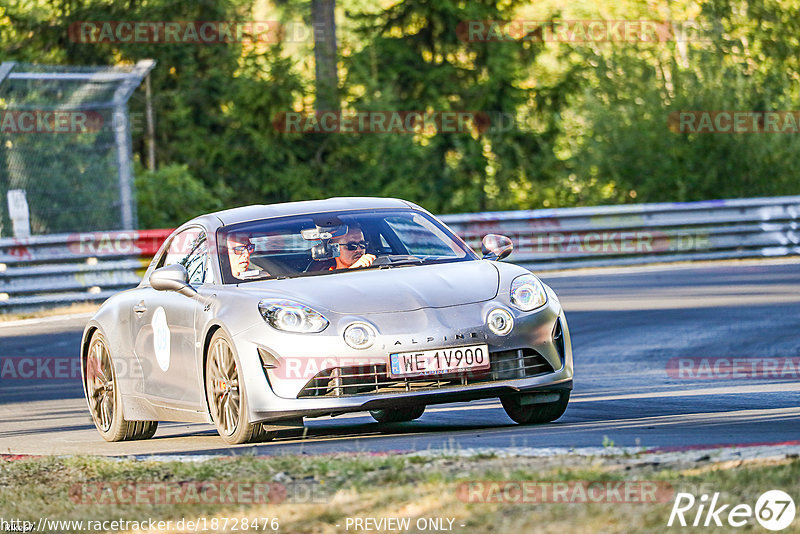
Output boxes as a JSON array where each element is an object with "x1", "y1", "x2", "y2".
[{"x1": 0, "y1": 60, "x2": 155, "y2": 237}]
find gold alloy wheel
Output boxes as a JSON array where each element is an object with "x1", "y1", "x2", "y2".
[
  {"x1": 86, "y1": 335, "x2": 115, "y2": 432},
  {"x1": 207, "y1": 336, "x2": 241, "y2": 437}
]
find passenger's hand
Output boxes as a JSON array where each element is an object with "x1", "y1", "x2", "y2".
[{"x1": 350, "y1": 254, "x2": 376, "y2": 268}]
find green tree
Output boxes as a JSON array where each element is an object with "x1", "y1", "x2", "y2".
[
  {"x1": 135, "y1": 163, "x2": 227, "y2": 229},
  {"x1": 337, "y1": 0, "x2": 566, "y2": 213},
  {"x1": 561, "y1": 0, "x2": 800, "y2": 204}
]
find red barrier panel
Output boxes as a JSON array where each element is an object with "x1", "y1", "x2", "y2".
[{"x1": 135, "y1": 229, "x2": 174, "y2": 256}]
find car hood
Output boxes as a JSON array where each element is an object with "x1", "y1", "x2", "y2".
[{"x1": 241, "y1": 260, "x2": 500, "y2": 314}]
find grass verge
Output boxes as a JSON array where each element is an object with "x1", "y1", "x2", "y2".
[{"x1": 0, "y1": 453, "x2": 798, "y2": 533}]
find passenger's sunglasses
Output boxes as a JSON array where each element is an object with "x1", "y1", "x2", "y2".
[
  {"x1": 341, "y1": 241, "x2": 368, "y2": 251},
  {"x1": 230, "y1": 244, "x2": 255, "y2": 254}
]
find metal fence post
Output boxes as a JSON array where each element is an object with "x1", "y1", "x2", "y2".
[
  {"x1": 114, "y1": 102, "x2": 135, "y2": 230},
  {"x1": 111, "y1": 60, "x2": 156, "y2": 231}
]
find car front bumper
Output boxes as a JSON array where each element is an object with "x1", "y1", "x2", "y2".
[{"x1": 232, "y1": 298, "x2": 574, "y2": 423}]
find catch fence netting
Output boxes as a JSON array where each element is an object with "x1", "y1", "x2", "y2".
[{"x1": 0, "y1": 61, "x2": 154, "y2": 237}]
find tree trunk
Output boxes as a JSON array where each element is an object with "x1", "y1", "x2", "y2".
[{"x1": 311, "y1": 0, "x2": 339, "y2": 111}]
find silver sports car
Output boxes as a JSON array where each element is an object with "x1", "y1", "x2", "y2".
[{"x1": 81, "y1": 198, "x2": 573, "y2": 444}]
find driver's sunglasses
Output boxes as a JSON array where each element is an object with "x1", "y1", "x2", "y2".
[
  {"x1": 230, "y1": 244, "x2": 255, "y2": 254},
  {"x1": 341, "y1": 241, "x2": 368, "y2": 251}
]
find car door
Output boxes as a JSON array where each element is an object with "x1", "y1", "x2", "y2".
[{"x1": 132, "y1": 227, "x2": 208, "y2": 410}]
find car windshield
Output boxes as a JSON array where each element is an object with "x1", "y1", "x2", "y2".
[{"x1": 216, "y1": 208, "x2": 476, "y2": 283}]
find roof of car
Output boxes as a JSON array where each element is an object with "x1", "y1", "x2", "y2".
[{"x1": 209, "y1": 197, "x2": 417, "y2": 226}]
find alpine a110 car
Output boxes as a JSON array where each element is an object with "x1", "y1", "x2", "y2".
[{"x1": 81, "y1": 197, "x2": 573, "y2": 444}]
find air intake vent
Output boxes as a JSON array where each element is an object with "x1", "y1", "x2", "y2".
[{"x1": 552, "y1": 318, "x2": 565, "y2": 365}]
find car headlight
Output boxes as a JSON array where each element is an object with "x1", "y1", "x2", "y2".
[
  {"x1": 510, "y1": 274, "x2": 547, "y2": 311},
  {"x1": 258, "y1": 300, "x2": 329, "y2": 333},
  {"x1": 343, "y1": 322, "x2": 376, "y2": 349}
]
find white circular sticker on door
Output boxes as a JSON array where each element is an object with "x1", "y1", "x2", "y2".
[{"x1": 152, "y1": 306, "x2": 171, "y2": 372}]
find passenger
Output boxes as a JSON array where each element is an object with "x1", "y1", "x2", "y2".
[
  {"x1": 226, "y1": 234, "x2": 258, "y2": 279},
  {"x1": 331, "y1": 226, "x2": 376, "y2": 269}
]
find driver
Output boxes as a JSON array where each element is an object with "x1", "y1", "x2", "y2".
[{"x1": 330, "y1": 226, "x2": 376, "y2": 270}]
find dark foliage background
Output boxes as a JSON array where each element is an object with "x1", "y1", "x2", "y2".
[{"x1": 1, "y1": 0, "x2": 798, "y2": 228}]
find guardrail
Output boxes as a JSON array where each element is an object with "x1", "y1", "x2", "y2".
[
  {"x1": 0, "y1": 230, "x2": 169, "y2": 311},
  {"x1": 1, "y1": 196, "x2": 798, "y2": 311},
  {"x1": 441, "y1": 195, "x2": 800, "y2": 271}
]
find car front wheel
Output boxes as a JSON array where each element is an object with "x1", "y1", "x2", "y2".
[
  {"x1": 85, "y1": 331, "x2": 158, "y2": 441},
  {"x1": 205, "y1": 330, "x2": 277, "y2": 445},
  {"x1": 500, "y1": 391, "x2": 570, "y2": 425}
]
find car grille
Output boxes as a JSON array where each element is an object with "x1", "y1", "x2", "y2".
[{"x1": 297, "y1": 348, "x2": 553, "y2": 398}]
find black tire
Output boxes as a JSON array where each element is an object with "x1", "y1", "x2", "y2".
[
  {"x1": 500, "y1": 391, "x2": 570, "y2": 425},
  {"x1": 85, "y1": 331, "x2": 158, "y2": 442},
  {"x1": 205, "y1": 330, "x2": 276, "y2": 444},
  {"x1": 370, "y1": 405, "x2": 425, "y2": 423}
]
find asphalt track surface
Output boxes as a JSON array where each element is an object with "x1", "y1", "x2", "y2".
[{"x1": 1, "y1": 260, "x2": 799, "y2": 458}]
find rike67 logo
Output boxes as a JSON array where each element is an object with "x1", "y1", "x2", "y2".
[{"x1": 668, "y1": 490, "x2": 796, "y2": 531}]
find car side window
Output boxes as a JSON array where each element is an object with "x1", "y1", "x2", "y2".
[
  {"x1": 182, "y1": 234, "x2": 209, "y2": 285},
  {"x1": 156, "y1": 228, "x2": 209, "y2": 285}
]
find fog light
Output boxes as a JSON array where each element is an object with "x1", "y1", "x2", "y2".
[
  {"x1": 344, "y1": 323, "x2": 376, "y2": 349},
  {"x1": 487, "y1": 308, "x2": 514, "y2": 336}
]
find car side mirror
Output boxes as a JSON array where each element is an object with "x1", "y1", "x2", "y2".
[
  {"x1": 150, "y1": 264, "x2": 198, "y2": 298},
  {"x1": 481, "y1": 234, "x2": 513, "y2": 261}
]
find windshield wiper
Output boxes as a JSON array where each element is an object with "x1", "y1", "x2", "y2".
[{"x1": 368, "y1": 255, "x2": 426, "y2": 269}]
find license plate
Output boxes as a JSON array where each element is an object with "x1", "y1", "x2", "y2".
[{"x1": 388, "y1": 344, "x2": 490, "y2": 378}]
